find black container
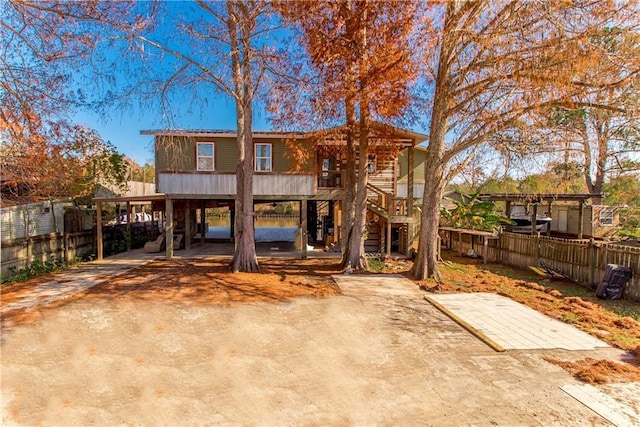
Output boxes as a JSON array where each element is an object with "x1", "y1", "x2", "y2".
[{"x1": 596, "y1": 264, "x2": 632, "y2": 300}]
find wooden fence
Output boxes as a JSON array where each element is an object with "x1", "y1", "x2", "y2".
[
  {"x1": 1, "y1": 230, "x2": 95, "y2": 278},
  {"x1": 439, "y1": 229, "x2": 640, "y2": 301},
  {"x1": 1, "y1": 222, "x2": 160, "y2": 279}
]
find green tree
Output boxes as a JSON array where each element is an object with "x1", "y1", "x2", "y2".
[{"x1": 441, "y1": 191, "x2": 512, "y2": 232}]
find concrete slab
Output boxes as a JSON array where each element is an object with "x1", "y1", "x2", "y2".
[
  {"x1": 426, "y1": 293, "x2": 608, "y2": 351},
  {"x1": 332, "y1": 274, "x2": 419, "y2": 296},
  {"x1": 562, "y1": 382, "x2": 640, "y2": 427}
]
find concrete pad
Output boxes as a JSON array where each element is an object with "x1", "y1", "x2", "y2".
[
  {"x1": 332, "y1": 274, "x2": 420, "y2": 296},
  {"x1": 562, "y1": 382, "x2": 640, "y2": 427},
  {"x1": 426, "y1": 293, "x2": 608, "y2": 351}
]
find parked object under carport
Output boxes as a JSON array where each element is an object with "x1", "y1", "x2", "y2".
[{"x1": 596, "y1": 264, "x2": 632, "y2": 300}]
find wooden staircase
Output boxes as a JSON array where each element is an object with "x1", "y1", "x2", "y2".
[{"x1": 364, "y1": 183, "x2": 418, "y2": 254}]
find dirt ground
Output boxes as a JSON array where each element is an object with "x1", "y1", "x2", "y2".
[
  {"x1": 2, "y1": 252, "x2": 639, "y2": 387},
  {"x1": 4, "y1": 257, "x2": 637, "y2": 426}
]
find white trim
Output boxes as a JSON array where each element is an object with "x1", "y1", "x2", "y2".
[
  {"x1": 196, "y1": 141, "x2": 215, "y2": 171},
  {"x1": 255, "y1": 143, "x2": 272, "y2": 172}
]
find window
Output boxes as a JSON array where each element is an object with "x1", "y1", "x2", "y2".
[
  {"x1": 367, "y1": 154, "x2": 376, "y2": 174},
  {"x1": 255, "y1": 143, "x2": 272, "y2": 172},
  {"x1": 599, "y1": 208, "x2": 614, "y2": 226},
  {"x1": 197, "y1": 142, "x2": 214, "y2": 171}
]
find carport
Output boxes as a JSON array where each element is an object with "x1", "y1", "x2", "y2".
[
  {"x1": 478, "y1": 193, "x2": 598, "y2": 238},
  {"x1": 94, "y1": 194, "x2": 168, "y2": 260},
  {"x1": 94, "y1": 194, "x2": 315, "y2": 260}
]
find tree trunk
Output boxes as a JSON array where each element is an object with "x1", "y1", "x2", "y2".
[
  {"x1": 228, "y1": 1, "x2": 259, "y2": 273},
  {"x1": 411, "y1": 1, "x2": 453, "y2": 280},
  {"x1": 340, "y1": 101, "x2": 357, "y2": 267},
  {"x1": 346, "y1": 107, "x2": 369, "y2": 271},
  {"x1": 590, "y1": 118, "x2": 608, "y2": 205},
  {"x1": 411, "y1": 149, "x2": 446, "y2": 280},
  {"x1": 345, "y1": 8, "x2": 369, "y2": 271}
]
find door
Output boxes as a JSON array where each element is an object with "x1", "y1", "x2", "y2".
[{"x1": 558, "y1": 210, "x2": 568, "y2": 232}]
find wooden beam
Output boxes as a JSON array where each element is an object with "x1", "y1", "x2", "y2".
[
  {"x1": 96, "y1": 201, "x2": 103, "y2": 260},
  {"x1": 166, "y1": 198, "x2": 174, "y2": 259},
  {"x1": 386, "y1": 219, "x2": 392, "y2": 257},
  {"x1": 407, "y1": 147, "x2": 414, "y2": 216},
  {"x1": 547, "y1": 200, "x2": 552, "y2": 236},
  {"x1": 126, "y1": 201, "x2": 132, "y2": 251},
  {"x1": 200, "y1": 200, "x2": 206, "y2": 244},
  {"x1": 300, "y1": 200, "x2": 308, "y2": 259},
  {"x1": 185, "y1": 199, "x2": 191, "y2": 250},
  {"x1": 577, "y1": 200, "x2": 584, "y2": 239}
]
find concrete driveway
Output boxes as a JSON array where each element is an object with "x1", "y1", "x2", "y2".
[{"x1": 1, "y1": 272, "x2": 629, "y2": 426}]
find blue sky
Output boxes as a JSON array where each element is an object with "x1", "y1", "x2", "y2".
[
  {"x1": 69, "y1": 1, "x2": 276, "y2": 166},
  {"x1": 73, "y1": 100, "x2": 271, "y2": 165}
]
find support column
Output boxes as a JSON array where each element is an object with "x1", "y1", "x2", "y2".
[
  {"x1": 126, "y1": 201, "x2": 132, "y2": 251},
  {"x1": 301, "y1": 199, "x2": 308, "y2": 259},
  {"x1": 547, "y1": 201, "x2": 552, "y2": 236},
  {"x1": 407, "y1": 147, "x2": 415, "y2": 216},
  {"x1": 483, "y1": 237, "x2": 488, "y2": 265},
  {"x1": 577, "y1": 200, "x2": 584, "y2": 239},
  {"x1": 185, "y1": 200, "x2": 191, "y2": 250},
  {"x1": 531, "y1": 204, "x2": 538, "y2": 235},
  {"x1": 386, "y1": 219, "x2": 391, "y2": 258},
  {"x1": 166, "y1": 198, "x2": 174, "y2": 259},
  {"x1": 230, "y1": 205, "x2": 235, "y2": 241},
  {"x1": 200, "y1": 200, "x2": 206, "y2": 244},
  {"x1": 96, "y1": 201, "x2": 103, "y2": 260}
]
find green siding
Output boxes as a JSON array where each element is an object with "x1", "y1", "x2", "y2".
[
  {"x1": 156, "y1": 136, "x2": 195, "y2": 172},
  {"x1": 156, "y1": 135, "x2": 315, "y2": 173},
  {"x1": 214, "y1": 137, "x2": 238, "y2": 172},
  {"x1": 397, "y1": 147, "x2": 425, "y2": 181}
]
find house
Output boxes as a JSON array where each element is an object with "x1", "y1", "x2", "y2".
[
  {"x1": 1, "y1": 199, "x2": 67, "y2": 241},
  {"x1": 477, "y1": 193, "x2": 607, "y2": 239},
  {"x1": 550, "y1": 204, "x2": 620, "y2": 239},
  {"x1": 102, "y1": 123, "x2": 428, "y2": 259}
]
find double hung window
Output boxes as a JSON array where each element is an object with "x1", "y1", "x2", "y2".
[
  {"x1": 197, "y1": 142, "x2": 215, "y2": 171},
  {"x1": 255, "y1": 143, "x2": 272, "y2": 172}
]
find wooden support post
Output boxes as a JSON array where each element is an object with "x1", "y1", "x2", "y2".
[
  {"x1": 96, "y1": 201, "x2": 103, "y2": 260},
  {"x1": 531, "y1": 204, "x2": 538, "y2": 235},
  {"x1": 200, "y1": 200, "x2": 206, "y2": 244},
  {"x1": 458, "y1": 231, "x2": 463, "y2": 257},
  {"x1": 505, "y1": 201, "x2": 512, "y2": 219},
  {"x1": 185, "y1": 200, "x2": 191, "y2": 250},
  {"x1": 577, "y1": 200, "x2": 584, "y2": 239},
  {"x1": 300, "y1": 199, "x2": 308, "y2": 259},
  {"x1": 126, "y1": 201, "x2": 132, "y2": 251},
  {"x1": 546, "y1": 201, "x2": 552, "y2": 236},
  {"x1": 386, "y1": 219, "x2": 392, "y2": 258},
  {"x1": 334, "y1": 200, "x2": 341, "y2": 247},
  {"x1": 166, "y1": 198, "x2": 174, "y2": 259},
  {"x1": 483, "y1": 237, "x2": 488, "y2": 265},
  {"x1": 407, "y1": 147, "x2": 414, "y2": 215},
  {"x1": 64, "y1": 232, "x2": 70, "y2": 263},
  {"x1": 589, "y1": 238, "x2": 596, "y2": 287},
  {"x1": 230, "y1": 206, "x2": 235, "y2": 241}
]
